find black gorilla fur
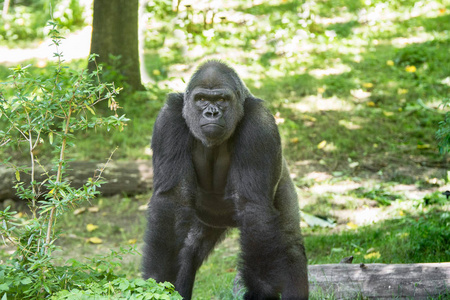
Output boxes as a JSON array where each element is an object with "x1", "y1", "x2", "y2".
[{"x1": 143, "y1": 61, "x2": 308, "y2": 299}]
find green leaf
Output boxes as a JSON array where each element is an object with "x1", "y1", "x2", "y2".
[
  {"x1": 117, "y1": 279, "x2": 129, "y2": 291},
  {"x1": 21, "y1": 278, "x2": 32, "y2": 285},
  {"x1": 85, "y1": 104, "x2": 95, "y2": 115},
  {"x1": 15, "y1": 170, "x2": 20, "y2": 182},
  {"x1": 301, "y1": 211, "x2": 336, "y2": 228},
  {"x1": 0, "y1": 283, "x2": 9, "y2": 292},
  {"x1": 48, "y1": 132, "x2": 53, "y2": 145},
  {"x1": 134, "y1": 278, "x2": 147, "y2": 287}
]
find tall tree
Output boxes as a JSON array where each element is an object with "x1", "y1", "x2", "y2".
[{"x1": 88, "y1": 0, "x2": 144, "y2": 91}]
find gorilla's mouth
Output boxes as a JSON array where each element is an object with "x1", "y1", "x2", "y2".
[
  {"x1": 201, "y1": 123, "x2": 224, "y2": 129},
  {"x1": 200, "y1": 123, "x2": 225, "y2": 137}
]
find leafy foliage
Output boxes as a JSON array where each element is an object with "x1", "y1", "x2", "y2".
[
  {"x1": 0, "y1": 0, "x2": 86, "y2": 44},
  {"x1": 0, "y1": 247, "x2": 180, "y2": 299},
  {"x1": 0, "y1": 22, "x2": 179, "y2": 299}
]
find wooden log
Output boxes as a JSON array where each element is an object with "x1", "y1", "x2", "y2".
[
  {"x1": 0, "y1": 161, "x2": 153, "y2": 201},
  {"x1": 309, "y1": 263, "x2": 450, "y2": 299}
]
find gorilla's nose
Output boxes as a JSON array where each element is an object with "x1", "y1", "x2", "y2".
[{"x1": 203, "y1": 106, "x2": 222, "y2": 119}]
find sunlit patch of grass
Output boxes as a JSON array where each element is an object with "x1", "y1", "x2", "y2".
[
  {"x1": 304, "y1": 209, "x2": 450, "y2": 265},
  {"x1": 56, "y1": 194, "x2": 149, "y2": 244},
  {"x1": 350, "y1": 186, "x2": 404, "y2": 206},
  {"x1": 51, "y1": 194, "x2": 150, "y2": 277},
  {"x1": 287, "y1": 95, "x2": 355, "y2": 112}
]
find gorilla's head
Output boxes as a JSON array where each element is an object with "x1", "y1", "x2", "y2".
[{"x1": 183, "y1": 61, "x2": 250, "y2": 147}]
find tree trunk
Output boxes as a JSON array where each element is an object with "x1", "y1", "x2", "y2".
[
  {"x1": 2, "y1": 0, "x2": 10, "y2": 18},
  {"x1": 0, "y1": 161, "x2": 153, "y2": 201},
  {"x1": 88, "y1": 0, "x2": 144, "y2": 91}
]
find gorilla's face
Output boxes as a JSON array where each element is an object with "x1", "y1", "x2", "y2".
[
  {"x1": 183, "y1": 62, "x2": 246, "y2": 147},
  {"x1": 193, "y1": 88, "x2": 230, "y2": 138}
]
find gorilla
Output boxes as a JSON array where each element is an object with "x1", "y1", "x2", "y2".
[{"x1": 143, "y1": 60, "x2": 308, "y2": 300}]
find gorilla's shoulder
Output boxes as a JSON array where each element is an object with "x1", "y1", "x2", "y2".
[
  {"x1": 241, "y1": 97, "x2": 278, "y2": 132},
  {"x1": 235, "y1": 96, "x2": 281, "y2": 148},
  {"x1": 164, "y1": 93, "x2": 184, "y2": 112},
  {"x1": 151, "y1": 92, "x2": 191, "y2": 192},
  {"x1": 154, "y1": 93, "x2": 185, "y2": 127},
  {"x1": 152, "y1": 92, "x2": 189, "y2": 147}
]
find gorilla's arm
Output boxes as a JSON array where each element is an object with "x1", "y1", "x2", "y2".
[
  {"x1": 229, "y1": 96, "x2": 283, "y2": 200},
  {"x1": 151, "y1": 93, "x2": 193, "y2": 194},
  {"x1": 227, "y1": 97, "x2": 296, "y2": 295}
]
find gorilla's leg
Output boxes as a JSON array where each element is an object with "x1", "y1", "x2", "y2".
[{"x1": 175, "y1": 222, "x2": 227, "y2": 299}]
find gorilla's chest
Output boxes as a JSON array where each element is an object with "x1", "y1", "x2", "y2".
[
  {"x1": 192, "y1": 141, "x2": 231, "y2": 193},
  {"x1": 191, "y1": 141, "x2": 236, "y2": 227}
]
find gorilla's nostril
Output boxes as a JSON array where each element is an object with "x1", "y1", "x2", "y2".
[{"x1": 203, "y1": 106, "x2": 221, "y2": 119}]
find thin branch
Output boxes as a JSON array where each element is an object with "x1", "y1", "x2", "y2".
[
  {"x1": 1, "y1": 112, "x2": 29, "y2": 142},
  {"x1": 94, "y1": 147, "x2": 118, "y2": 183},
  {"x1": 32, "y1": 130, "x2": 42, "y2": 150},
  {"x1": 0, "y1": 138, "x2": 11, "y2": 147},
  {"x1": 25, "y1": 110, "x2": 37, "y2": 214},
  {"x1": 44, "y1": 104, "x2": 73, "y2": 256}
]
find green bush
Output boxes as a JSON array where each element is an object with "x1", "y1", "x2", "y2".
[{"x1": 0, "y1": 22, "x2": 180, "y2": 299}]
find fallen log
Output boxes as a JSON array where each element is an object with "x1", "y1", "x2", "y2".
[
  {"x1": 309, "y1": 263, "x2": 450, "y2": 299},
  {"x1": 232, "y1": 263, "x2": 449, "y2": 298},
  {"x1": 0, "y1": 161, "x2": 153, "y2": 201}
]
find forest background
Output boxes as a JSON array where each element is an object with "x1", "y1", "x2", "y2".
[{"x1": 0, "y1": 0, "x2": 449, "y2": 299}]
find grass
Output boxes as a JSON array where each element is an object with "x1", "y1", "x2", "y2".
[
  {"x1": 4, "y1": 191, "x2": 444, "y2": 299},
  {"x1": 1, "y1": 0, "x2": 450, "y2": 298},
  {"x1": 305, "y1": 209, "x2": 450, "y2": 265}
]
